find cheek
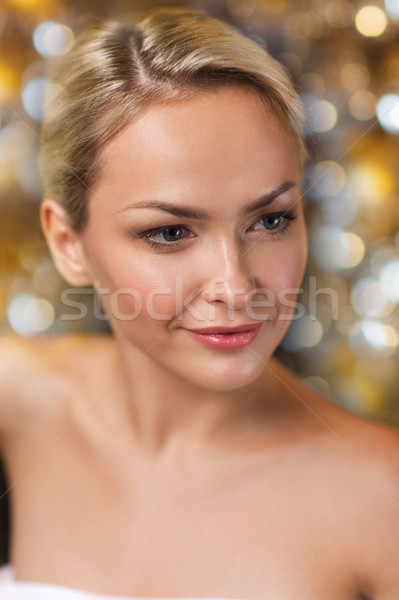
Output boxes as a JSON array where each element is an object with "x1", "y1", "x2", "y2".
[
  {"x1": 90, "y1": 248, "x2": 189, "y2": 324},
  {"x1": 277, "y1": 237, "x2": 307, "y2": 289},
  {"x1": 252, "y1": 231, "x2": 307, "y2": 315}
]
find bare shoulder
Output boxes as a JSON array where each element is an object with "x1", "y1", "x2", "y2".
[
  {"x1": 269, "y1": 357, "x2": 399, "y2": 595},
  {"x1": 327, "y1": 407, "x2": 399, "y2": 596},
  {"x1": 0, "y1": 333, "x2": 116, "y2": 433},
  {"x1": 275, "y1": 355, "x2": 399, "y2": 487},
  {"x1": 269, "y1": 355, "x2": 399, "y2": 463}
]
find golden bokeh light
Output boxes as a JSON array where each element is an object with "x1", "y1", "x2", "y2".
[
  {"x1": 348, "y1": 90, "x2": 376, "y2": 120},
  {"x1": 355, "y1": 5, "x2": 387, "y2": 37},
  {"x1": 347, "y1": 163, "x2": 395, "y2": 206}
]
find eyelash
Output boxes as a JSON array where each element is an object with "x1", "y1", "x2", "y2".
[{"x1": 138, "y1": 209, "x2": 297, "y2": 252}]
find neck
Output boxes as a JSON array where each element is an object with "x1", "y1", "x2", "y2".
[{"x1": 110, "y1": 335, "x2": 281, "y2": 461}]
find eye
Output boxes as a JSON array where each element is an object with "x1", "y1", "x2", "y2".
[
  {"x1": 153, "y1": 225, "x2": 186, "y2": 242},
  {"x1": 253, "y1": 215, "x2": 284, "y2": 231},
  {"x1": 138, "y1": 224, "x2": 193, "y2": 251},
  {"x1": 251, "y1": 209, "x2": 297, "y2": 234}
]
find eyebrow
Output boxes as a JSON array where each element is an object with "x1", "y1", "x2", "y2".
[{"x1": 118, "y1": 180, "x2": 296, "y2": 219}]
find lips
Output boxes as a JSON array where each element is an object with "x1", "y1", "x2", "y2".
[{"x1": 186, "y1": 323, "x2": 261, "y2": 334}]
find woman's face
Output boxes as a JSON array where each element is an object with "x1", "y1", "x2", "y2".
[{"x1": 78, "y1": 85, "x2": 307, "y2": 391}]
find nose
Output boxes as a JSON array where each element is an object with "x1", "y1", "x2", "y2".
[{"x1": 201, "y1": 238, "x2": 257, "y2": 311}]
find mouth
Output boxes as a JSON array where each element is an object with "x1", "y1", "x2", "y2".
[{"x1": 184, "y1": 323, "x2": 263, "y2": 350}]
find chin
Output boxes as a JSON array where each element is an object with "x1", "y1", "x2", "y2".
[{"x1": 179, "y1": 354, "x2": 269, "y2": 393}]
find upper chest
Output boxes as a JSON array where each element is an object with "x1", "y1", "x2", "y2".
[{"x1": 4, "y1": 419, "x2": 372, "y2": 600}]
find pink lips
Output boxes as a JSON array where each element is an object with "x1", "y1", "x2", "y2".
[{"x1": 185, "y1": 323, "x2": 262, "y2": 350}]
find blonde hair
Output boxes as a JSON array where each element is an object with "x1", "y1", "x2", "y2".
[{"x1": 39, "y1": 7, "x2": 306, "y2": 232}]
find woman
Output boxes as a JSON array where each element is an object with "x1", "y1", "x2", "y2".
[{"x1": 0, "y1": 7, "x2": 398, "y2": 600}]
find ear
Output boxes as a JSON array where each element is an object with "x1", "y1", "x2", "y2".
[{"x1": 40, "y1": 199, "x2": 93, "y2": 287}]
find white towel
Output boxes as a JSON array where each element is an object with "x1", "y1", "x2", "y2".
[{"x1": 0, "y1": 564, "x2": 246, "y2": 600}]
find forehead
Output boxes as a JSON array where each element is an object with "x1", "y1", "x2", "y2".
[{"x1": 93, "y1": 86, "x2": 300, "y2": 209}]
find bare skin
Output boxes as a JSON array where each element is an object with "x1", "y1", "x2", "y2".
[
  {"x1": 1, "y1": 334, "x2": 399, "y2": 600},
  {"x1": 1, "y1": 86, "x2": 398, "y2": 599}
]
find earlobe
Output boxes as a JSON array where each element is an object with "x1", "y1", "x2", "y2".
[{"x1": 40, "y1": 199, "x2": 93, "y2": 287}]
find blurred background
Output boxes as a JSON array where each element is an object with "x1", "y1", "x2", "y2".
[{"x1": 0, "y1": 0, "x2": 399, "y2": 426}]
